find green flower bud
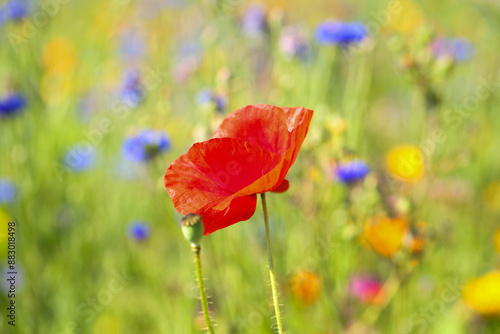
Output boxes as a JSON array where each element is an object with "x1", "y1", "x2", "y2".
[{"x1": 181, "y1": 214, "x2": 204, "y2": 247}]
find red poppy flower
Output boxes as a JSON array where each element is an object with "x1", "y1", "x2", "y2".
[{"x1": 164, "y1": 104, "x2": 313, "y2": 235}]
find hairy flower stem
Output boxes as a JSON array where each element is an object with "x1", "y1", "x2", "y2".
[
  {"x1": 261, "y1": 193, "x2": 285, "y2": 334},
  {"x1": 193, "y1": 245, "x2": 215, "y2": 334}
]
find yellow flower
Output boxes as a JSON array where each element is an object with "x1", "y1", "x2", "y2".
[
  {"x1": 385, "y1": 145, "x2": 425, "y2": 182},
  {"x1": 364, "y1": 217, "x2": 408, "y2": 257},
  {"x1": 326, "y1": 117, "x2": 346, "y2": 135},
  {"x1": 42, "y1": 38, "x2": 77, "y2": 75},
  {"x1": 290, "y1": 270, "x2": 321, "y2": 305},
  {"x1": 94, "y1": 314, "x2": 120, "y2": 334},
  {"x1": 0, "y1": 209, "x2": 12, "y2": 259},
  {"x1": 463, "y1": 271, "x2": 500, "y2": 317},
  {"x1": 388, "y1": 0, "x2": 426, "y2": 35},
  {"x1": 483, "y1": 181, "x2": 500, "y2": 211}
]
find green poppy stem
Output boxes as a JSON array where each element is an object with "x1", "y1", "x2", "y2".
[
  {"x1": 193, "y1": 245, "x2": 215, "y2": 334},
  {"x1": 261, "y1": 193, "x2": 285, "y2": 334}
]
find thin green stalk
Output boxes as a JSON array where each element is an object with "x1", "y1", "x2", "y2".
[
  {"x1": 193, "y1": 245, "x2": 215, "y2": 334},
  {"x1": 261, "y1": 193, "x2": 285, "y2": 334}
]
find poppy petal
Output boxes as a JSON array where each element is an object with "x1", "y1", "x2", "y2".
[
  {"x1": 187, "y1": 137, "x2": 283, "y2": 193},
  {"x1": 271, "y1": 179, "x2": 289, "y2": 193},
  {"x1": 165, "y1": 138, "x2": 282, "y2": 234},
  {"x1": 198, "y1": 194, "x2": 258, "y2": 235},
  {"x1": 212, "y1": 104, "x2": 291, "y2": 155}
]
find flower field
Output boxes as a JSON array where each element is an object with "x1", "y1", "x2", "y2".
[{"x1": 1, "y1": 0, "x2": 500, "y2": 333}]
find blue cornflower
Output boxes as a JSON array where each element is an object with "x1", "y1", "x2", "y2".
[
  {"x1": 123, "y1": 130, "x2": 170, "y2": 162},
  {"x1": 196, "y1": 88, "x2": 227, "y2": 113},
  {"x1": 119, "y1": 70, "x2": 143, "y2": 108},
  {"x1": 0, "y1": 178, "x2": 17, "y2": 203},
  {"x1": 63, "y1": 145, "x2": 97, "y2": 172},
  {"x1": 431, "y1": 38, "x2": 473, "y2": 62},
  {"x1": 0, "y1": 0, "x2": 28, "y2": 23},
  {"x1": 118, "y1": 29, "x2": 146, "y2": 60},
  {"x1": 128, "y1": 221, "x2": 150, "y2": 241},
  {"x1": 335, "y1": 160, "x2": 369, "y2": 184},
  {"x1": 315, "y1": 21, "x2": 367, "y2": 46},
  {"x1": 0, "y1": 92, "x2": 26, "y2": 117},
  {"x1": 241, "y1": 4, "x2": 268, "y2": 37}
]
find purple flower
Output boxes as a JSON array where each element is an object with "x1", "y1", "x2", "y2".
[
  {"x1": 123, "y1": 130, "x2": 170, "y2": 162},
  {"x1": 431, "y1": 38, "x2": 473, "y2": 62},
  {"x1": 119, "y1": 70, "x2": 143, "y2": 108},
  {"x1": 0, "y1": 92, "x2": 26, "y2": 117},
  {"x1": 128, "y1": 221, "x2": 151, "y2": 241},
  {"x1": 334, "y1": 160, "x2": 369, "y2": 184},
  {"x1": 0, "y1": 0, "x2": 29, "y2": 24},
  {"x1": 315, "y1": 21, "x2": 367, "y2": 46},
  {"x1": 279, "y1": 25, "x2": 309, "y2": 58},
  {"x1": 118, "y1": 29, "x2": 146, "y2": 61},
  {"x1": 196, "y1": 88, "x2": 227, "y2": 113},
  {"x1": 241, "y1": 4, "x2": 268, "y2": 37},
  {"x1": 63, "y1": 145, "x2": 97, "y2": 172},
  {"x1": 0, "y1": 178, "x2": 17, "y2": 203}
]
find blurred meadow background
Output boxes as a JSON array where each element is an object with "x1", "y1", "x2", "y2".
[{"x1": 1, "y1": 0, "x2": 500, "y2": 333}]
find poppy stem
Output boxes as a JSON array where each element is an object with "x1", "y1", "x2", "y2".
[
  {"x1": 193, "y1": 245, "x2": 215, "y2": 334},
  {"x1": 261, "y1": 193, "x2": 285, "y2": 334}
]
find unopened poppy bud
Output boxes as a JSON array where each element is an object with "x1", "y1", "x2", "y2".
[{"x1": 181, "y1": 213, "x2": 204, "y2": 247}]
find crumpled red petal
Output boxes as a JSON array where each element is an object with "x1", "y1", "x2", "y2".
[
  {"x1": 165, "y1": 137, "x2": 281, "y2": 234},
  {"x1": 271, "y1": 179, "x2": 290, "y2": 193},
  {"x1": 213, "y1": 104, "x2": 314, "y2": 190},
  {"x1": 165, "y1": 104, "x2": 313, "y2": 235}
]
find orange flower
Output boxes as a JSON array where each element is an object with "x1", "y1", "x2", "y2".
[
  {"x1": 290, "y1": 270, "x2": 320, "y2": 305},
  {"x1": 463, "y1": 271, "x2": 500, "y2": 316},
  {"x1": 364, "y1": 217, "x2": 408, "y2": 257}
]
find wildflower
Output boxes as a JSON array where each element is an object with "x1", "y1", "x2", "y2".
[
  {"x1": 364, "y1": 217, "x2": 408, "y2": 257},
  {"x1": 0, "y1": 179, "x2": 16, "y2": 203},
  {"x1": 164, "y1": 104, "x2": 313, "y2": 235},
  {"x1": 172, "y1": 42, "x2": 202, "y2": 83},
  {"x1": 0, "y1": 92, "x2": 26, "y2": 117},
  {"x1": 483, "y1": 181, "x2": 500, "y2": 211},
  {"x1": 334, "y1": 160, "x2": 369, "y2": 184},
  {"x1": 349, "y1": 275, "x2": 385, "y2": 305},
  {"x1": 63, "y1": 145, "x2": 96, "y2": 172},
  {"x1": 315, "y1": 21, "x2": 367, "y2": 46},
  {"x1": 42, "y1": 38, "x2": 77, "y2": 75},
  {"x1": 387, "y1": 0, "x2": 425, "y2": 35},
  {"x1": 123, "y1": 130, "x2": 170, "y2": 162},
  {"x1": 0, "y1": 0, "x2": 28, "y2": 23},
  {"x1": 118, "y1": 29, "x2": 146, "y2": 61},
  {"x1": 431, "y1": 38, "x2": 473, "y2": 62},
  {"x1": 128, "y1": 221, "x2": 151, "y2": 241},
  {"x1": 463, "y1": 271, "x2": 500, "y2": 316},
  {"x1": 385, "y1": 145, "x2": 425, "y2": 182},
  {"x1": 241, "y1": 4, "x2": 268, "y2": 37},
  {"x1": 279, "y1": 25, "x2": 309, "y2": 58},
  {"x1": 119, "y1": 70, "x2": 143, "y2": 108},
  {"x1": 0, "y1": 209, "x2": 13, "y2": 255},
  {"x1": 290, "y1": 270, "x2": 320, "y2": 305},
  {"x1": 196, "y1": 88, "x2": 227, "y2": 113}
]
